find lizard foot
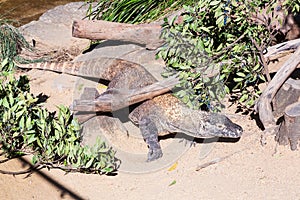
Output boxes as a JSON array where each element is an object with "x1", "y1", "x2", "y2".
[
  {"x1": 139, "y1": 116, "x2": 163, "y2": 162},
  {"x1": 147, "y1": 148, "x2": 163, "y2": 162}
]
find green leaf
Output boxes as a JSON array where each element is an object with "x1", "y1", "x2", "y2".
[
  {"x1": 12, "y1": 132, "x2": 20, "y2": 138},
  {"x1": 199, "y1": 27, "x2": 210, "y2": 33},
  {"x1": 169, "y1": 180, "x2": 177, "y2": 186},
  {"x1": 216, "y1": 15, "x2": 225, "y2": 27},
  {"x1": 27, "y1": 134, "x2": 37, "y2": 144},
  {"x1": 2, "y1": 97, "x2": 9, "y2": 108},
  {"x1": 214, "y1": 9, "x2": 223, "y2": 18},
  {"x1": 216, "y1": 43, "x2": 223, "y2": 52},
  {"x1": 19, "y1": 116, "x2": 25, "y2": 130},
  {"x1": 252, "y1": 64, "x2": 260, "y2": 71},
  {"x1": 231, "y1": 0, "x2": 238, "y2": 7},
  {"x1": 259, "y1": 74, "x2": 266, "y2": 82},
  {"x1": 54, "y1": 121, "x2": 63, "y2": 132},
  {"x1": 209, "y1": 1, "x2": 220, "y2": 6},
  {"x1": 236, "y1": 72, "x2": 246, "y2": 77},
  {"x1": 26, "y1": 116, "x2": 32, "y2": 129},
  {"x1": 15, "y1": 109, "x2": 25, "y2": 119},
  {"x1": 54, "y1": 130, "x2": 61, "y2": 140},
  {"x1": 104, "y1": 167, "x2": 114, "y2": 173},
  {"x1": 1, "y1": 58, "x2": 9, "y2": 68},
  {"x1": 246, "y1": 98, "x2": 255, "y2": 106},
  {"x1": 32, "y1": 155, "x2": 38, "y2": 165},
  {"x1": 233, "y1": 77, "x2": 244, "y2": 82},
  {"x1": 36, "y1": 138, "x2": 42, "y2": 148},
  {"x1": 239, "y1": 93, "x2": 249, "y2": 103},
  {"x1": 8, "y1": 93, "x2": 14, "y2": 106},
  {"x1": 85, "y1": 157, "x2": 95, "y2": 168},
  {"x1": 224, "y1": 85, "x2": 230, "y2": 94}
]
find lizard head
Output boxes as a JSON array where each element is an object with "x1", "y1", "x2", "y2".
[{"x1": 204, "y1": 113, "x2": 243, "y2": 138}]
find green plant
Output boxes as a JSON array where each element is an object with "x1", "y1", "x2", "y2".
[
  {"x1": 158, "y1": 0, "x2": 298, "y2": 110},
  {"x1": 0, "y1": 22, "x2": 49, "y2": 66},
  {"x1": 0, "y1": 59, "x2": 119, "y2": 174},
  {"x1": 0, "y1": 23, "x2": 31, "y2": 62},
  {"x1": 283, "y1": 0, "x2": 300, "y2": 13},
  {"x1": 84, "y1": 0, "x2": 195, "y2": 23}
]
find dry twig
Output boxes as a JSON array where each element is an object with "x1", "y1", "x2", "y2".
[{"x1": 196, "y1": 149, "x2": 246, "y2": 171}]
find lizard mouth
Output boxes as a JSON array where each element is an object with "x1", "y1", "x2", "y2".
[{"x1": 222, "y1": 124, "x2": 243, "y2": 138}]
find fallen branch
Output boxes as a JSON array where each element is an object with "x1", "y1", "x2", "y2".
[
  {"x1": 72, "y1": 74, "x2": 180, "y2": 112},
  {"x1": 256, "y1": 46, "x2": 300, "y2": 129},
  {"x1": 72, "y1": 20, "x2": 163, "y2": 49},
  {"x1": 264, "y1": 38, "x2": 300, "y2": 61},
  {"x1": 196, "y1": 149, "x2": 245, "y2": 171}
]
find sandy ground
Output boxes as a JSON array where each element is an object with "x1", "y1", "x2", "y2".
[
  {"x1": 0, "y1": 57, "x2": 299, "y2": 200},
  {"x1": 1, "y1": 1, "x2": 298, "y2": 198}
]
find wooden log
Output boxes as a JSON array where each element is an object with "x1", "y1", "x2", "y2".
[
  {"x1": 264, "y1": 38, "x2": 300, "y2": 61},
  {"x1": 72, "y1": 20, "x2": 164, "y2": 49},
  {"x1": 276, "y1": 102, "x2": 300, "y2": 150},
  {"x1": 72, "y1": 87, "x2": 98, "y2": 123},
  {"x1": 273, "y1": 78, "x2": 300, "y2": 118},
  {"x1": 71, "y1": 74, "x2": 180, "y2": 112},
  {"x1": 255, "y1": 46, "x2": 300, "y2": 129}
]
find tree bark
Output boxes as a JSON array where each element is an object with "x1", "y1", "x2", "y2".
[
  {"x1": 276, "y1": 102, "x2": 300, "y2": 150},
  {"x1": 273, "y1": 78, "x2": 300, "y2": 118},
  {"x1": 72, "y1": 20, "x2": 163, "y2": 49},
  {"x1": 264, "y1": 38, "x2": 300, "y2": 61},
  {"x1": 256, "y1": 46, "x2": 300, "y2": 129}
]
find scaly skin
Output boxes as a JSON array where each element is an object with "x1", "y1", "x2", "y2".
[
  {"x1": 15, "y1": 58, "x2": 157, "y2": 89},
  {"x1": 17, "y1": 58, "x2": 243, "y2": 161},
  {"x1": 129, "y1": 94, "x2": 243, "y2": 161}
]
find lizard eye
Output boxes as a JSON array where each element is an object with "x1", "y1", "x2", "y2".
[{"x1": 217, "y1": 124, "x2": 224, "y2": 129}]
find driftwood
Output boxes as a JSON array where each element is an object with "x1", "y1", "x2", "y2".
[
  {"x1": 72, "y1": 74, "x2": 180, "y2": 112},
  {"x1": 276, "y1": 102, "x2": 300, "y2": 150},
  {"x1": 256, "y1": 46, "x2": 300, "y2": 129},
  {"x1": 72, "y1": 20, "x2": 163, "y2": 49},
  {"x1": 264, "y1": 38, "x2": 300, "y2": 61},
  {"x1": 273, "y1": 78, "x2": 300, "y2": 118},
  {"x1": 72, "y1": 11, "x2": 184, "y2": 50}
]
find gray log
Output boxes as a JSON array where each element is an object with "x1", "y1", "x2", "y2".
[
  {"x1": 72, "y1": 20, "x2": 164, "y2": 49},
  {"x1": 256, "y1": 46, "x2": 300, "y2": 129},
  {"x1": 276, "y1": 102, "x2": 300, "y2": 150}
]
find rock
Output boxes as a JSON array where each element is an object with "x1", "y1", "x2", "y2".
[
  {"x1": 18, "y1": 2, "x2": 90, "y2": 53},
  {"x1": 75, "y1": 41, "x2": 165, "y2": 81}
]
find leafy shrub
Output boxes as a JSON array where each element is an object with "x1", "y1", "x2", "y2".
[
  {"x1": 158, "y1": 0, "x2": 299, "y2": 110},
  {"x1": 0, "y1": 59, "x2": 119, "y2": 174},
  {"x1": 84, "y1": 0, "x2": 195, "y2": 23},
  {"x1": 0, "y1": 23, "x2": 30, "y2": 62}
]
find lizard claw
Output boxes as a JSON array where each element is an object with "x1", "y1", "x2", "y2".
[
  {"x1": 147, "y1": 148, "x2": 163, "y2": 162},
  {"x1": 179, "y1": 138, "x2": 196, "y2": 147}
]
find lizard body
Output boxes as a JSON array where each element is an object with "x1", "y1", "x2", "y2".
[{"x1": 17, "y1": 58, "x2": 243, "y2": 161}]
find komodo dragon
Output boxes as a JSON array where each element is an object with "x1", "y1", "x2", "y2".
[{"x1": 16, "y1": 58, "x2": 243, "y2": 161}]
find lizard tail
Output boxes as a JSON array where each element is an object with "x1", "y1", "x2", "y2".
[{"x1": 14, "y1": 58, "x2": 143, "y2": 81}]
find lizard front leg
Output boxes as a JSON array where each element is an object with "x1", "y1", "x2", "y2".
[{"x1": 139, "y1": 116, "x2": 163, "y2": 162}]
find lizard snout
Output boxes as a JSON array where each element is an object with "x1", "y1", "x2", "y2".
[{"x1": 224, "y1": 123, "x2": 243, "y2": 138}]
